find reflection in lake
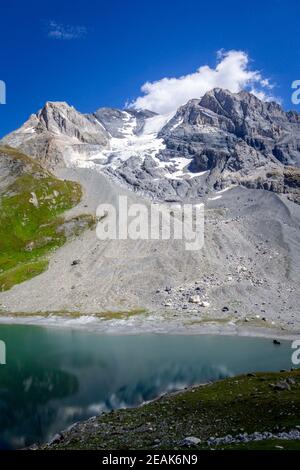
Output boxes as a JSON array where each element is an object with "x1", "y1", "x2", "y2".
[{"x1": 0, "y1": 325, "x2": 293, "y2": 449}]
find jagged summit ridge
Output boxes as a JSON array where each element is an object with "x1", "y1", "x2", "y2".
[{"x1": 1, "y1": 89, "x2": 300, "y2": 202}]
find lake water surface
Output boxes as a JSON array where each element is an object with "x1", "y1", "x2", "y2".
[{"x1": 0, "y1": 324, "x2": 294, "y2": 449}]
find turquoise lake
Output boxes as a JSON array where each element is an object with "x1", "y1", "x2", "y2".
[{"x1": 0, "y1": 324, "x2": 294, "y2": 449}]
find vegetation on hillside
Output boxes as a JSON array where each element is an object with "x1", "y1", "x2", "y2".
[
  {"x1": 44, "y1": 369, "x2": 300, "y2": 451},
  {"x1": 0, "y1": 146, "x2": 94, "y2": 291}
]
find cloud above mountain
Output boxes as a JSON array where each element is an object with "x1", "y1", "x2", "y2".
[
  {"x1": 130, "y1": 50, "x2": 275, "y2": 114},
  {"x1": 47, "y1": 21, "x2": 87, "y2": 40}
]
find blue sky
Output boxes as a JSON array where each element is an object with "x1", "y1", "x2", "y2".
[{"x1": 0, "y1": 0, "x2": 299, "y2": 137}]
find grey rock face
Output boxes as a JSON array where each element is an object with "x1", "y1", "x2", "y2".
[
  {"x1": 90, "y1": 107, "x2": 156, "y2": 138},
  {"x1": 160, "y1": 88, "x2": 300, "y2": 189},
  {"x1": 0, "y1": 146, "x2": 49, "y2": 194},
  {"x1": 1, "y1": 102, "x2": 110, "y2": 169},
  {"x1": 90, "y1": 108, "x2": 132, "y2": 138},
  {"x1": 112, "y1": 88, "x2": 300, "y2": 202},
  {"x1": 0, "y1": 148, "x2": 27, "y2": 192},
  {"x1": 1, "y1": 89, "x2": 300, "y2": 203}
]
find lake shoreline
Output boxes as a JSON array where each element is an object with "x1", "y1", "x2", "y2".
[{"x1": 0, "y1": 313, "x2": 299, "y2": 341}]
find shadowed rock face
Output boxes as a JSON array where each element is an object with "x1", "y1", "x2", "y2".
[
  {"x1": 112, "y1": 88, "x2": 300, "y2": 201},
  {"x1": 160, "y1": 88, "x2": 300, "y2": 168},
  {"x1": 160, "y1": 88, "x2": 300, "y2": 184}
]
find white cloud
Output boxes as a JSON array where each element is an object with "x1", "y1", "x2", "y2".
[
  {"x1": 47, "y1": 21, "x2": 87, "y2": 40},
  {"x1": 130, "y1": 50, "x2": 276, "y2": 114}
]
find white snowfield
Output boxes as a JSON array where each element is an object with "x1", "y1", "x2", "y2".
[
  {"x1": 66, "y1": 111, "x2": 169, "y2": 169},
  {"x1": 67, "y1": 110, "x2": 210, "y2": 181}
]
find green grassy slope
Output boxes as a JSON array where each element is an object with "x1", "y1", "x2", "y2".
[
  {"x1": 0, "y1": 146, "x2": 94, "y2": 291},
  {"x1": 45, "y1": 370, "x2": 300, "y2": 450}
]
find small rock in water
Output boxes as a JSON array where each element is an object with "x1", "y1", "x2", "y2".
[
  {"x1": 273, "y1": 339, "x2": 281, "y2": 345},
  {"x1": 200, "y1": 301, "x2": 210, "y2": 308}
]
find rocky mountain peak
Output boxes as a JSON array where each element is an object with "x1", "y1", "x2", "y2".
[
  {"x1": 35, "y1": 101, "x2": 107, "y2": 140},
  {"x1": 1, "y1": 88, "x2": 300, "y2": 203},
  {"x1": 0, "y1": 101, "x2": 110, "y2": 169}
]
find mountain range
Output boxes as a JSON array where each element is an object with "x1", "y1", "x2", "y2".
[
  {"x1": 2, "y1": 88, "x2": 300, "y2": 203},
  {"x1": 0, "y1": 88, "x2": 299, "y2": 334}
]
